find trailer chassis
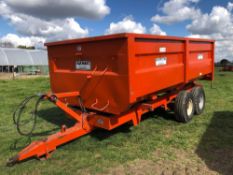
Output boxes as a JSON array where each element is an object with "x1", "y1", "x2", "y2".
[{"x1": 8, "y1": 83, "x2": 196, "y2": 165}]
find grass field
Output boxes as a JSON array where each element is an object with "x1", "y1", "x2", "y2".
[{"x1": 0, "y1": 71, "x2": 232, "y2": 175}]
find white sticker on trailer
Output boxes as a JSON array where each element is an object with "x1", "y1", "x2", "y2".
[
  {"x1": 197, "y1": 54, "x2": 204, "y2": 60},
  {"x1": 155, "y1": 57, "x2": 167, "y2": 66},
  {"x1": 159, "y1": 47, "x2": 166, "y2": 53}
]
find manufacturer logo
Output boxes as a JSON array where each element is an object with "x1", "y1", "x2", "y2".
[
  {"x1": 76, "y1": 60, "x2": 91, "y2": 70},
  {"x1": 155, "y1": 57, "x2": 167, "y2": 66}
]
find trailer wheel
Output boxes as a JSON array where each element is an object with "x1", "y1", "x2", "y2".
[
  {"x1": 175, "y1": 91, "x2": 194, "y2": 123},
  {"x1": 191, "y1": 86, "x2": 205, "y2": 115}
]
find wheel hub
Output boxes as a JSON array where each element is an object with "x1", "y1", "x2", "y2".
[
  {"x1": 187, "y1": 99, "x2": 193, "y2": 116},
  {"x1": 198, "y1": 95, "x2": 204, "y2": 109}
]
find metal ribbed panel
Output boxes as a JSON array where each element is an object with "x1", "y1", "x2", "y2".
[
  {"x1": 29, "y1": 50, "x2": 48, "y2": 65},
  {"x1": 4, "y1": 49, "x2": 33, "y2": 65},
  {"x1": 0, "y1": 48, "x2": 48, "y2": 66},
  {"x1": 0, "y1": 48, "x2": 9, "y2": 65}
]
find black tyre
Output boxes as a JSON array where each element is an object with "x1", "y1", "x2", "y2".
[
  {"x1": 175, "y1": 91, "x2": 194, "y2": 123},
  {"x1": 191, "y1": 86, "x2": 205, "y2": 115}
]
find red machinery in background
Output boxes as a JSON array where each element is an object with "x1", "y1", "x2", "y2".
[
  {"x1": 8, "y1": 33, "x2": 214, "y2": 165},
  {"x1": 222, "y1": 65, "x2": 233, "y2": 72}
]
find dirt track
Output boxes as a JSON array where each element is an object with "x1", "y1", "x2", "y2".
[
  {"x1": 0, "y1": 73, "x2": 48, "y2": 80},
  {"x1": 104, "y1": 148, "x2": 226, "y2": 175}
]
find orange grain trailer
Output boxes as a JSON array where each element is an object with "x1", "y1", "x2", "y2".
[{"x1": 8, "y1": 33, "x2": 214, "y2": 165}]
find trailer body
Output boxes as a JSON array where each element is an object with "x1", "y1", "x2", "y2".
[
  {"x1": 9, "y1": 33, "x2": 214, "y2": 165},
  {"x1": 46, "y1": 33, "x2": 214, "y2": 115}
]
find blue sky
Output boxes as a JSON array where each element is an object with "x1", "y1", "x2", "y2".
[
  {"x1": 77, "y1": 0, "x2": 229, "y2": 36},
  {"x1": 0, "y1": 18, "x2": 14, "y2": 37},
  {"x1": 0, "y1": 0, "x2": 233, "y2": 61},
  {"x1": 0, "y1": 0, "x2": 230, "y2": 37}
]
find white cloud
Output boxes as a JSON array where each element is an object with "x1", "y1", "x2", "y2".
[
  {"x1": 3, "y1": 0, "x2": 110, "y2": 20},
  {"x1": 227, "y1": 2, "x2": 233, "y2": 11},
  {"x1": 150, "y1": 24, "x2": 166, "y2": 35},
  {"x1": 0, "y1": 33, "x2": 45, "y2": 48},
  {"x1": 187, "y1": 5, "x2": 233, "y2": 62},
  {"x1": 0, "y1": 0, "x2": 107, "y2": 47},
  {"x1": 187, "y1": 6, "x2": 232, "y2": 35},
  {"x1": 0, "y1": 1, "x2": 9, "y2": 15},
  {"x1": 151, "y1": 0, "x2": 201, "y2": 24},
  {"x1": 153, "y1": 0, "x2": 233, "y2": 61},
  {"x1": 0, "y1": 11, "x2": 89, "y2": 42},
  {"x1": 6, "y1": 13, "x2": 88, "y2": 40},
  {"x1": 105, "y1": 16, "x2": 146, "y2": 34}
]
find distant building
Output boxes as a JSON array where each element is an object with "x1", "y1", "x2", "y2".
[{"x1": 0, "y1": 48, "x2": 48, "y2": 75}]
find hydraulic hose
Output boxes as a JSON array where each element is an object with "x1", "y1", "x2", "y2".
[{"x1": 13, "y1": 94, "x2": 45, "y2": 137}]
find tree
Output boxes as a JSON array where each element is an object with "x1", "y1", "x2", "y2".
[
  {"x1": 17, "y1": 45, "x2": 35, "y2": 50},
  {"x1": 220, "y1": 59, "x2": 231, "y2": 66}
]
